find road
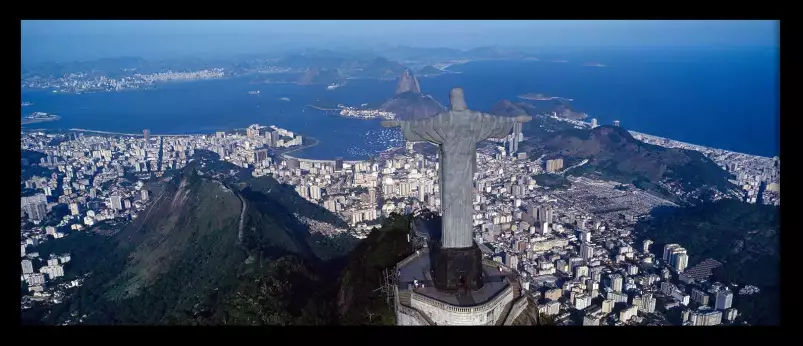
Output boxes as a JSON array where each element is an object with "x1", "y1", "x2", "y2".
[
  {"x1": 237, "y1": 193, "x2": 247, "y2": 244},
  {"x1": 560, "y1": 159, "x2": 589, "y2": 176}
]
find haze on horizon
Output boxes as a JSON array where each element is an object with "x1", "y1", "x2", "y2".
[{"x1": 21, "y1": 20, "x2": 778, "y2": 63}]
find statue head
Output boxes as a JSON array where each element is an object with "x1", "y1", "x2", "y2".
[{"x1": 449, "y1": 88, "x2": 468, "y2": 112}]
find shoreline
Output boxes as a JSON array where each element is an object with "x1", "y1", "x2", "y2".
[
  {"x1": 28, "y1": 119, "x2": 775, "y2": 163},
  {"x1": 64, "y1": 128, "x2": 195, "y2": 137},
  {"x1": 305, "y1": 104, "x2": 340, "y2": 111},
  {"x1": 518, "y1": 95, "x2": 575, "y2": 102},
  {"x1": 279, "y1": 136, "x2": 320, "y2": 156},
  {"x1": 557, "y1": 116, "x2": 777, "y2": 160}
]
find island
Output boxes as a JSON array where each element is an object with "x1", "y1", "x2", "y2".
[
  {"x1": 518, "y1": 93, "x2": 574, "y2": 102},
  {"x1": 22, "y1": 112, "x2": 60, "y2": 125}
]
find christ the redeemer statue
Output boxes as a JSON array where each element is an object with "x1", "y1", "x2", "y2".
[{"x1": 383, "y1": 88, "x2": 531, "y2": 292}]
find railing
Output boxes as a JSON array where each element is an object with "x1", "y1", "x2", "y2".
[
  {"x1": 410, "y1": 284, "x2": 514, "y2": 314},
  {"x1": 396, "y1": 249, "x2": 427, "y2": 271}
]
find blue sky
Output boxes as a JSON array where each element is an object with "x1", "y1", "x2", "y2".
[{"x1": 21, "y1": 20, "x2": 779, "y2": 63}]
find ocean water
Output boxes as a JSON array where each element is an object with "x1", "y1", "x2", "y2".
[{"x1": 21, "y1": 46, "x2": 779, "y2": 159}]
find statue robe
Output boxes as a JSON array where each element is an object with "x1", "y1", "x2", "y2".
[{"x1": 399, "y1": 110, "x2": 517, "y2": 248}]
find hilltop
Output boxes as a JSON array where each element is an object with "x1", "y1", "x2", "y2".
[
  {"x1": 298, "y1": 68, "x2": 342, "y2": 85},
  {"x1": 380, "y1": 70, "x2": 446, "y2": 120},
  {"x1": 277, "y1": 51, "x2": 408, "y2": 84},
  {"x1": 490, "y1": 100, "x2": 583, "y2": 135},
  {"x1": 522, "y1": 125, "x2": 738, "y2": 203},
  {"x1": 21, "y1": 153, "x2": 357, "y2": 325},
  {"x1": 635, "y1": 200, "x2": 780, "y2": 325}
]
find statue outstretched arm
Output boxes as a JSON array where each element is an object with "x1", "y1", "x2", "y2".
[
  {"x1": 382, "y1": 117, "x2": 445, "y2": 144},
  {"x1": 473, "y1": 113, "x2": 532, "y2": 141}
]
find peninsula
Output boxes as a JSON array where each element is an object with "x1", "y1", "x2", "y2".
[
  {"x1": 21, "y1": 112, "x2": 60, "y2": 125},
  {"x1": 518, "y1": 93, "x2": 574, "y2": 102}
]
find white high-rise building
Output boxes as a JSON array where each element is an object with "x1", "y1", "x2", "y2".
[
  {"x1": 591, "y1": 118, "x2": 598, "y2": 128},
  {"x1": 642, "y1": 239, "x2": 652, "y2": 254},
  {"x1": 21, "y1": 259, "x2": 34, "y2": 274},
  {"x1": 581, "y1": 242, "x2": 594, "y2": 262},
  {"x1": 580, "y1": 229, "x2": 592, "y2": 243},
  {"x1": 627, "y1": 264, "x2": 639, "y2": 276},
  {"x1": 641, "y1": 293, "x2": 657, "y2": 313},
  {"x1": 506, "y1": 254, "x2": 519, "y2": 271},
  {"x1": 601, "y1": 299, "x2": 615, "y2": 313},
  {"x1": 574, "y1": 265, "x2": 589, "y2": 279},
  {"x1": 574, "y1": 294, "x2": 592, "y2": 310},
  {"x1": 309, "y1": 185, "x2": 322, "y2": 200},
  {"x1": 110, "y1": 195, "x2": 123, "y2": 211},
  {"x1": 69, "y1": 203, "x2": 80, "y2": 216},
  {"x1": 690, "y1": 309, "x2": 722, "y2": 326},
  {"x1": 295, "y1": 185, "x2": 309, "y2": 199},
  {"x1": 26, "y1": 273, "x2": 46, "y2": 287},
  {"x1": 715, "y1": 290, "x2": 733, "y2": 310},
  {"x1": 609, "y1": 274, "x2": 623, "y2": 292},
  {"x1": 619, "y1": 305, "x2": 638, "y2": 323},
  {"x1": 673, "y1": 251, "x2": 689, "y2": 273}
]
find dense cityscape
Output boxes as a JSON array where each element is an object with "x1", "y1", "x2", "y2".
[
  {"x1": 20, "y1": 116, "x2": 778, "y2": 325},
  {"x1": 21, "y1": 69, "x2": 226, "y2": 93}
]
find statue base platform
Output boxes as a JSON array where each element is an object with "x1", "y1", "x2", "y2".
[
  {"x1": 430, "y1": 244, "x2": 484, "y2": 292},
  {"x1": 394, "y1": 247, "x2": 527, "y2": 326}
]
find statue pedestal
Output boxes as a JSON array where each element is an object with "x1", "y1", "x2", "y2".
[{"x1": 431, "y1": 244, "x2": 484, "y2": 292}]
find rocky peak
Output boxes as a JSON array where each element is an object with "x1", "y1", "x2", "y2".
[{"x1": 395, "y1": 69, "x2": 421, "y2": 95}]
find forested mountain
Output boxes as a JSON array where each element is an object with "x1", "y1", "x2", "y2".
[
  {"x1": 22, "y1": 155, "x2": 417, "y2": 325},
  {"x1": 636, "y1": 200, "x2": 780, "y2": 325}
]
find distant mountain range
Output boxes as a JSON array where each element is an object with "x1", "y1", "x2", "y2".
[
  {"x1": 22, "y1": 45, "x2": 538, "y2": 82},
  {"x1": 279, "y1": 50, "x2": 408, "y2": 84}
]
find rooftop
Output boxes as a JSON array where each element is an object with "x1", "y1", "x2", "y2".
[{"x1": 397, "y1": 250, "x2": 510, "y2": 307}]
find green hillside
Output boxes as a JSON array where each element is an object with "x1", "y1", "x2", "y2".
[{"x1": 22, "y1": 153, "x2": 416, "y2": 325}]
